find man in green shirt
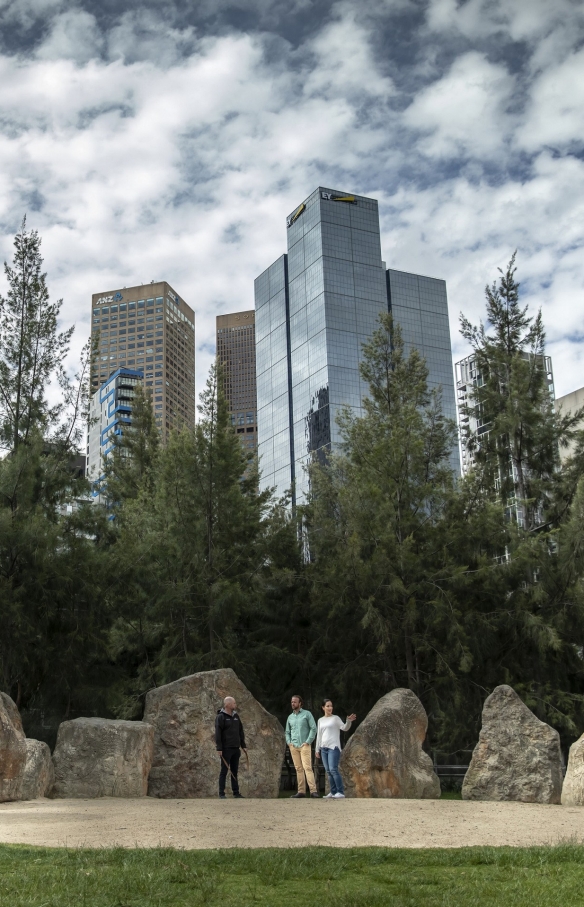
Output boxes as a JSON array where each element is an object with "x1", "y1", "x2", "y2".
[{"x1": 286, "y1": 695, "x2": 319, "y2": 798}]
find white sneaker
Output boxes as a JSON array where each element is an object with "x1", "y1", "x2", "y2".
[
  {"x1": 333, "y1": 792, "x2": 345, "y2": 798},
  {"x1": 323, "y1": 792, "x2": 334, "y2": 799}
]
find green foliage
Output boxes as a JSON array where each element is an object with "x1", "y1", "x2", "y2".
[
  {"x1": 0, "y1": 220, "x2": 111, "y2": 740},
  {"x1": 104, "y1": 364, "x2": 285, "y2": 717},
  {"x1": 0, "y1": 219, "x2": 74, "y2": 453},
  {"x1": 2, "y1": 844, "x2": 584, "y2": 907},
  {"x1": 2, "y1": 221, "x2": 584, "y2": 760},
  {"x1": 460, "y1": 254, "x2": 583, "y2": 530}
]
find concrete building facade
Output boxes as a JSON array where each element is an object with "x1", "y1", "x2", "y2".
[
  {"x1": 254, "y1": 187, "x2": 459, "y2": 503},
  {"x1": 555, "y1": 386, "x2": 584, "y2": 465},
  {"x1": 216, "y1": 310, "x2": 257, "y2": 451},
  {"x1": 90, "y1": 282, "x2": 196, "y2": 438}
]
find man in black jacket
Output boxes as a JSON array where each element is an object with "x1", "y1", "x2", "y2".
[{"x1": 215, "y1": 696, "x2": 247, "y2": 799}]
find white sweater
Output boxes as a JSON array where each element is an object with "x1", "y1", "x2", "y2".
[{"x1": 315, "y1": 715, "x2": 352, "y2": 752}]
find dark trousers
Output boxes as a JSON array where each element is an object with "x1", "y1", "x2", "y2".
[{"x1": 219, "y1": 747, "x2": 241, "y2": 794}]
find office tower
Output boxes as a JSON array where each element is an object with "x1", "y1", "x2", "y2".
[
  {"x1": 86, "y1": 367, "x2": 143, "y2": 502},
  {"x1": 90, "y1": 282, "x2": 196, "y2": 437},
  {"x1": 254, "y1": 187, "x2": 460, "y2": 503},
  {"x1": 455, "y1": 352, "x2": 555, "y2": 476},
  {"x1": 216, "y1": 310, "x2": 257, "y2": 451}
]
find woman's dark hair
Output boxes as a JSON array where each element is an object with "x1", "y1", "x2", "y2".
[
  {"x1": 321, "y1": 698, "x2": 333, "y2": 708},
  {"x1": 291, "y1": 694, "x2": 303, "y2": 704}
]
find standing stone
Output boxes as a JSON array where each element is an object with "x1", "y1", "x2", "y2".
[
  {"x1": 561, "y1": 733, "x2": 584, "y2": 806},
  {"x1": 340, "y1": 688, "x2": 440, "y2": 799},
  {"x1": 0, "y1": 692, "x2": 27, "y2": 802},
  {"x1": 462, "y1": 684, "x2": 562, "y2": 803},
  {"x1": 144, "y1": 668, "x2": 286, "y2": 798},
  {"x1": 21, "y1": 739, "x2": 55, "y2": 800},
  {"x1": 51, "y1": 718, "x2": 154, "y2": 798}
]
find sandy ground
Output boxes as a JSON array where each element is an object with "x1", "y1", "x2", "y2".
[{"x1": 1, "y1": 797, "x2": 584, "y2": 850}]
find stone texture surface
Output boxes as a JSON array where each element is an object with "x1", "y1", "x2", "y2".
[
  {"x1": 340, "y1": 688, "x2": 440, "y2": 799},
  {"x1": 561, "y1": 733, "x2": 584, "y2": 806},
  {"x1": 21, "y1": 739, "x2": 55, "y2": 800},
  {"x1": 51, "y1": 718, "x2": 154, "y2": 799},
  {"x1": 462, "y1": 685, "x2": 562, "y2": 804},
  {"x1": 144, "y1": 668, "x2": 285, "y2": 798},
  {"x1": 0, "y1": 693, "x2": 27, "y2": 802}
]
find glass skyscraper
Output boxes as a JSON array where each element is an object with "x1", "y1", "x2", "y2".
[{"x1": 255, "y1": 188, "x2": 459, "y2": 502}]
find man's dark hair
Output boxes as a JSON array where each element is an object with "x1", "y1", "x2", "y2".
[{"x1": 291, "y1": 694, "x2": 303, "y2": 704}]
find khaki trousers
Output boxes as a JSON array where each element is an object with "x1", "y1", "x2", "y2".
[{"x1": 289, "y1": 743, "x2": 316, "y2": 794}]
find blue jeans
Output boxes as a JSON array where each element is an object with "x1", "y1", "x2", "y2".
[{"x1": 321, "y1": 746, "x2": 344, "y2": 795}]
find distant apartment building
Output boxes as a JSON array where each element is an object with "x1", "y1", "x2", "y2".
[
  {"x1": 455, "y1": 352, "x2": 555, "y2": 476},
  {"x1": 90, "y1": 282, "x2": 196, "y2": 439},
  {"x1": 216, "y1": 310, "x2": 257, "y2": 452},
  {"x1": 555, "y1": 386, "x2": 584, "y2": 464},
  {"x1": 254, "y1": 187, "x2": 460, "y2": 503},
  {"x1": 87, "y1": 367, "x2": 143, "y2": 502}
]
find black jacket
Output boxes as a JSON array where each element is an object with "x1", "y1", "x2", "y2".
[{"x1": 215, "y1": 708, "x2": 246, "y2": 751}]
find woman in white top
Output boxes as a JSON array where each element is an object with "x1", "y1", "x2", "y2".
[{"x1": 315, "y1": 699, "x2": 356, "y2": 798}]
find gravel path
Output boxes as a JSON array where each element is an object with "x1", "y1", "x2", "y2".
[{"x1": 1, "y1": 797, "x2": 584, "y2": 850}]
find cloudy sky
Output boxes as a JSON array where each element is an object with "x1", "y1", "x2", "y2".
[{"x1": 0, "y1": 0, "x2": 583, "y2": 398}]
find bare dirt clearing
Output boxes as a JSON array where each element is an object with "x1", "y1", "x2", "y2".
[{"x1": 1, "y1": 797, "x2": 584, "y2": 850}]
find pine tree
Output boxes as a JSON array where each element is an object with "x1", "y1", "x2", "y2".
[
  {"x1": 460, "y1": 255, "x2": 583, "y2": 531},
  {"x1": 0, "y1": 218, "x2": 73, "y2": 453},
  {"x1": 0, "y1": 220, "x2": 111, "y2": 738},
  {"x1": 303, "y1": 314, "x2": 461, "y2": 707},
  {"x1": 105, "y1": 364, "x2": 276, "y2": 713}
]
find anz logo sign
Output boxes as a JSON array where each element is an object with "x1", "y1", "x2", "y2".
[{"x1": 97, "y1": 291, "x2": 123, "y2": 305}]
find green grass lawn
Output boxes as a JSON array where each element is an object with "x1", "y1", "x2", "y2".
[{"x1": 1, "y1": 843, "x2": 584, "y2": 906}]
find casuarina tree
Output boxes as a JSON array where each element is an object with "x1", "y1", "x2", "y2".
[{"x1": 459, "y1": 254, "x2": 583, "y2": 531}]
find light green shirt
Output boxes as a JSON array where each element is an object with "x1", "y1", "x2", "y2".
[{"x1": 286, "y1": 708, "x2": 317, "y2": 747}]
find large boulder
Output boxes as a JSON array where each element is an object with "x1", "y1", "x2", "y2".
[
  {"x1": 561, "y1": 733, "x2": 584, "y2": 806},
  {"x1": 462, "y1": 685, "x2": 562, "y2": 803},
  {"x1": 144, "y1": 668, "x2": 285, "y2": 798},
  {"x1": 0, "y1": 692, "x2": 27, "y2": 802},
  {"x1": 51, "y1": 718, "x2": 154, "y2": 798},
  {"x1": 339, "y1": 688, "x2": 440, "y2": 799},
  {"x1": 21, "y1": 739, "x2": 55, "y2": 800}
]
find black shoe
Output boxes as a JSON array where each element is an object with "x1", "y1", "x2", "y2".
[
  {"x1": 219, "y1": 794, "x2": 226, "y2": 799},
  {"x1": 233, "y1": 793, "x2": 244, "y2": 798},
  {"x1": 292, "y1": 792, "x2": 305, "y2": 798},
  {"x1": 310, "y1": 792, "x2": 320, "y2": 798}
]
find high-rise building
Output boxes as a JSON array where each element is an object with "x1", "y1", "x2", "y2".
[
  {"x1": 86, "y1": 367, "x2": 143, "y2": 502},
  {"x1": 254, "y1": 187, "x2": 459, "y2": 503},
  {"x1": 90, "y1": 282, "x2": 196, "y2": 437},
  {"x1": 216, "y1": 310, "x2": 257, "y2": 451}
]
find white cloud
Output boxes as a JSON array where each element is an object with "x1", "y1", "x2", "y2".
[
  {"x1": 519, "y1": 47, "x2": 584, "y2": 152},
  {"x1": 425, "y1": 0, "x2": 583, "y2": 44},
  {"x1": 35, "y1": 9, "x2": 104, "y2": 62},
  {"x1": 0, "y1": 0, "x2": 582, "y2": 413},
  {"x1": 402, "y1": 52, "x2": 514, "y2": 159}
]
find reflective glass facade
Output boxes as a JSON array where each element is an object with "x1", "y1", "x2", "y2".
[
  {"x1": 388, "y1": 269, "x2": 460, "y2": 474},
  {"x1": 255, "y1": 188, "x2": 460, "y2": 501}
]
